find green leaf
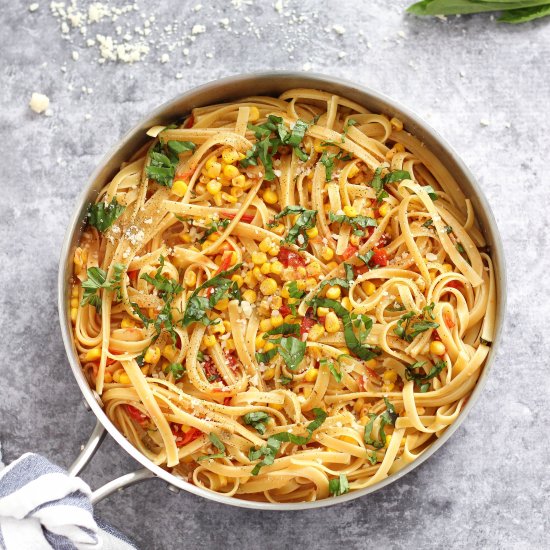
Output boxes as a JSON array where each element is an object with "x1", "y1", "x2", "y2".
[
  {"x1": 278, "y1": 336, "x2": 306, "y2": 371},
  {"x1": 320, "y1": 358, "x2": 343, "y2": 383},
  {"x1": 164, "y1": 362, "x2": 185, "y2": 380},
  {"x1": 405, "y1": 360, "x2": 446, "y2": 384},
  {"x1": 198, "y1": 218, "x2": 230, "y2": 244},
  {"x1": 81, "y1": 264, "x2": 126, "y2": 312},
  {"x1": 329, "y1": 212, "x2": 377, "y2": 231},
  {"x1": 141, "y1": 256, "x2": 183, "y2": 300},
  {"x1": 423, "y1": 185, "x2": 438, "y2": 200},
  {"x1": 270, "y1": 206, "x2": 318, "y2": 250},
  {"x1": 243, "y1": 412, "x2": 271, "y2": 435},
  {"x1": 182, "y1": 265, "x2": 242, "y2": 327},
  {"x1": 358, "y1": 250, "x2": 375, "y2": 266},
  {"x1": 255, "y1": 348, "x2": 279, "y2": 365},
  {"x1": 407, "y1": 0, "x2": 550, "y2": 16},
  {"x1": 197, "y1": 432, "x2": 226, "y2": 462},
  {"x1": 287, "y1": 281, "x2": 306, "y2": 299},
  {"x1": 370, "y1": 168, "x2": 411, "y2": 202},
  {"x1": 320, "y1": 151, "x2": 336, "y2": 181},
  {"x1": 329, "y1": 474, "x2": 349, "y2": 496},
  {"x1": 250, "y1": 436, "x2": 281, "y2": 475},
  {"x1": 364, "y1": 398, "x2": 397, "y2": 448},
  {"x1": 87, "y1": 198, "x2": 125, "y2": 232},
  {"x1": 167, "y1": 140, "x2": 196, "y2": 154},
  {"x1": 499, "y1": 3, "x2": 550, "y2": 22},
  {"x1": 341, "y1": 118, "x2": 357, "y2": 142},
  {"x1": 263, "y1": 323, "x2": 300, "y2": 338}
]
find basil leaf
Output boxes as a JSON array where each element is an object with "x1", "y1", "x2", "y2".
[
  {"x1": 269, "y1": 206, "x2": 318, "y2": 250},
  {"x1": 263, "y1": 323, "x2": 300, "y2": 338},
  {"x1": 370, "y1": 168, "x2": 411, "y2": 202},
  {"x1": 422, "y1": 219, "x2": 434, "y2": 228},
  {"x1": 167, "y1": 140, "x2": 195, "y2": 155},
  {"x1": 364, "y1": 398, "x2": 396, "y2": 448},
  {"x1": 341, "y1": 118, "x2": 357, "y2": 142},
  {"x1": 423, "y1": 185, "x2": 438, "y2": 200},
  {"x1": 164, "y1": 362, "x2": 185, "y2": 380},
  {"x1": 250, "y1": 436, "x2": 281, "y2": 475},
  {"x1": 329, "y1": 474, "x2": 349, "y2": 496},
  {"x1": 243, "y1": 412, "x2": 271, "y2": 435},
  {"x1": 277, "y1": 336, "x2": 306, "y2": 371},
  {"x1": 197, "y1": 432, "x2": 226, "y2": 461},
  {"x1": 320, "y1": 358, "x2": 343, "y2": 383},
  {"x1": 358, "y1": 250, "x2": 375, "y2": 265},
  {"x1": 287, "y1": 281, "x2": 306, "y2": 299},
  {"x1": 81, "y1": 263, "x2": 126, "y2": 312},
  {"x1": 141, "y1": 256, "x2": 183, "y2": 300},
  {"x1": 87, "y1": 198, "x2": 125, "y2": 232},
  {"x1": 279, "y1": 375, "x2": 293, "y2": 385},
  {"x1": 320, "y1": 151, "x2": 336, "y2": 181},
  {"x1": 329, "y1": 211, "x2": 377, "y2": 231},
  {"x1": 405, "y1": 360, "x2": 446, "y2": 384},
  {"x1": 198, "y1": 218, "x2": 230, "y2": 244},
  {"x1": 255, "y1": 348, "x2": 279, "y2": 365}
]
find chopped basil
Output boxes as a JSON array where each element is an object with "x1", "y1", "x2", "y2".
[
  {"x1": 394, "y1": 309, "x2": 439, "y2": 343},
  {"x1": 269, "y1": 206, "x2": 318, "y2": 250},
  {"x1": 423, "y1": 185, "x2": 438, "y2": 200},
  {"x1": 198, "y1": 218, "x2": 230, "y2": 244},
  {"x1": 278, "y1": 336, "x2": 307, "y2": 371},
  {"x1": 329, "y1": 474, "x2": 350, "y2": 496},
  {"x1": 367, "y1": 452, "x2": 378, "y2": 465},
  {"x1": 81, "y1": 263, "x2": 126, "y2": 313},
  {"x1": 329, "y1": 211, "x2": 377, "y2": 231},
  {"x1": 444, "y1": 225, "x2": 453, "y2": 234},
  {"x1": 320, "y1": 150, "x2": 336, "y2": 181},
  {"x1": 141, "y1": 256, "x2": 183, "y2": 300},
  {"x1": 279, "y1": 375, "x2": 293, "y2": 385},
  {"x1": 87, "y1": 198, "x2": 125, "y2": 233},
  {"x1": 358, "y1": 250, "x2": 375, "y2": 266},
  {"x1": 263, "y1": 323, "x2": 300, "y2": 338},
  {"x1": 320, "y1": 358, "x2": 343, "y2": 383},
  {"x1": 182, "y1": 264, "x2": 242, "y2": 327},
  {"x1": 456, "y1": 242, "x2": 466, "y2": 254},
  {"x1": 405, "y1": 360, "x2": 446, "y2": 388},
  {"x1": 197, "y1": 432, "x2": 226, "y2": 461},
  {"x1": 319, "y1": 263, "x2": 355, "y2": 293},
  {"x1": 255, "y1": 347, "x2": 279, "y2": 365},
  {"x1": 370, "y1": 168, "x2": 410, "y2": 202},
  {"x1": 243, "y1": 411, "x2": 271, "y2": 435},
  {"x1": 480, "y1": 337, "x2": 492, "y2": 347},
  {"x1": 287, "y1": 280, "x2": 306, "y2": 300},
  {"x1": 146, "y1": 140, "x2": 195, "y2": 188},
  {"x1": 364, "y1": 397, "x2": 397, "y2": 448},
  {"x1": 164, "y1": 362, "x2": 185, "y2": 380}
]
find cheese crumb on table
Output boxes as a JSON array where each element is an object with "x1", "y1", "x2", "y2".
[{"x1": 29, "y1": 92, "x2": 50, "y2": 114}]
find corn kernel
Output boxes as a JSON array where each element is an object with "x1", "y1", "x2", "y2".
[
  {"x1": 211, "y1": 321, "x2": 226, "y2": 334},
  {"x1": 272, "y1": 223, "x2": 286, "y2": 236},
  {"x1": 205, "y1": 156, "x2": 218, "y2": 170},
  {"x1": 71, "y1": 307, "x2": 78, "y2": 323},
  {"x1": 362, "y1": 281, "x2": 376, "y2": 296},
  {"x1": 305, "y1": 226, "x2": 318, "y2": 239},
  {"x1": 271, "y1": 296, "x2": 283, "y2": 309},
  {"x1": 430, "y1": 341, "x2": 446, "y2": 356},
  {"x1": 121, "y1": 316, "x2": 136, "y2": 328},
  {"x1": 359, "y1": 416, "x2": 371, "y2": 426},
  {"x1": 71, "y1": 285, "x2": 79, "y2": 298},
  {"x1": 326, "y1": 261, "x2": 339, "y2": 271},
  {"x1": 343, "y1": 205, "x2": 358, "y2": 218},
  {"x1": 366, "y1": 358, "x2": 377, "y2": 370},
  {"x1": 252, "y1": 251, "x2": 268, "y2": 265},
  {"x1": 113, "y1": 371, "x2": 121, "y2": 383},
  {"x1": 260, "y1": 318, "x2": 273, "y2": 332},
  {"x1": 306, "y1": 262, "x2": 322, "y2": 277},
  {"x1": 354, "y1": 398, "x2": 365, "y2": 413},
  {"x1": 184, "y1": 270, "x2": 197, "y2": 288},
  {"x1": 242, "y1": 289, "x2": 257, "y2": 303},
  {"x1": 162, "y1": 345, "x2": 178, "y2": 362},
  {"x1": 222, "y1": 164, "x2": 239, "y2": 179},
  {"x1": 350, "y1": 234, "x2": 361, "y2": 246},
  {"x1": 304, "y1": 368, "x2": 318, "y2": 382},
  {"x1": 348, "y1": 164, "x2": 360, "y2": 178},
  {"x1": 249, "y1": 106, "x2": 260, "y2": 122},
  {"x1": 255, "y1": 334, "x2": 266, "y2": 349},
  {"x1": 385, "y1": 434, "x2": 393, "y2": 447},
  {"x1": 263, "y1": 367, "x2": 275, "y2": 380},
  {"x1": 119, "y1": 373, "x2": 130, "y2": 384},
  {"x1": 271, "y1": 314, "x2": 284, "y2": 328},
  {"x1": 104, "y1": 372, "x2": 113, "y2": 383},
  {"x1": 179, "y1": 232, "x2": 192, "y2": 243},
  {"x1": 379, "y1": 203, "x2": 391, "y2": 217},
  {"x1": 321, "y1": 247, "x2": 334, "y2": 262},
  {"x1": 144, "y1": 346, "x2": 161, "y2": 364},
  {"x1": 231, "y1": 175, "x2": 246, "y2": 189},
  {"x1": 260, "y1": 262, "x2": 271, "y2": 275},
  {"x1": 202, "y1": 335, "x2": 216, "y2": 348},
  {"x1": 231, "y1": 274, "x2": 244, "y2": 288},
  {"x1": 283, "y1": 314, "x2": 295, "y2": 324},
  {"x1": 226, "y1": 338, "x2": 236, "y2": 351},
  {"x1": 140, "y1": 365, "x2": 149, "y2": 376},
  {"x1": 260, "y1": 277, "x2": 277, "y2": 296},
  {"x1": 252, "y1": 266, "x2": 264, "y2": 281},
  {"x1": 307, "y1": 324, "x2": 325, "y2": 342},
  {"x1": 297, "y1": 266, "x2": 307, "y2": 278},
  {"x1": 259, "y1": 238, "x2": 272, "y2": 253},
  {"x1": 313, "y1": 139, "x2": 325, "y2": 153},
  {"x1": 317, "y1": 306, "x2": 330, "y2": 317},
  {"x1": 390, "y1": 117, "x2": 403, "y2": 131},
  {"x1": 326, "y1": 286, "x2": 341, "y2": 300},
  {"x1": 263, "y1": 189, "x2": 278, "y2": 205},
  {"x1": 325, "y1": 312, "x2": 340, "y2": 333},
  {"x1": 442, "y1": 263, "x2": 453, "y2": 273},
  {"x1": 269, "y1": 261, "x2": 283, "y2": 275},
  {"x1": 342, "y1": 297, "x2": 352, "y2": 311},
  {"x1": 243, "y1": 272, "x2": 256, "y2": 288},
  {"x1": 215, "y1": 298, "x2": 229, "y2": 311},
  {"x1": 222, "y1": 191, "x2": 238, "y2": 204},
  {"x1": 172, "y1": 180, "x2": 188, "y2": 197},
  {"x1": 222, "y1": 148, "x2": 240, "y2": 164},
  {"x1": 263, "y1": 342, "x2": 276, "y2": 352},
  {"x1": 383, "y1": 370, "x2": 397, "y2": 383},
  {"x1": 206, "y1": 180, "x2": 222, "y2": 195},
  {"x1": 84, "y1": 348, "x2": 102, "y2": 362}
]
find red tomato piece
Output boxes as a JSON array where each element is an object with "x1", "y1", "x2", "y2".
[
  {"x1": 444, "y1": 312, "x2": 456, "y2": 329},
  {"x1": 341, "y1": 245, "x2": 358, "y2": 261},
  {"x1": 126, "y1": 405, "x2": 147, "y2": 424},
  {"x1": 222, "y1": 212, "x2": 255, "y2": 223},
  {"x1": 184, "y1": 115, "x2": 194, "y2": 128},
  {"x1": 446, "y1": 280, "x2": 464, "y2": 289},
  {"x1": 300, "y1": 316, "x2": 316, "y2": 338},
  {"x1": 177, "y1": 427, "x2": 202, "y2": 447},
  {"x1": 278, "y1": 247, "x2": 306, "y2": 268},
  {"x1": 215, "y1": 253, "x2": 232, "y2": 274},
  {"x1": 279, "y1": 304, "x2": 291, "y2": 318},
  {"x1": 371, "y1": 248, "x2": 388, "y2": 267}
]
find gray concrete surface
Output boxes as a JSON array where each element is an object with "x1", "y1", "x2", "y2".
[{"x1": 1, "y1": 1, "x2": 549, "y2": 548}]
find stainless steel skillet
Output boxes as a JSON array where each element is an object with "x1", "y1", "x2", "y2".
[{"x1": 58, "y1": 72, "x2": 506, "y2": 509}]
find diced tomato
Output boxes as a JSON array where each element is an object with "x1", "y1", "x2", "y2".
[
  {"x1": 444, "y1": 312, "x2": 456, "y2": 329},
  {"x1": 300, "y1": 316, "x2": 316, "y2": 338},
  {"x1": 223, "y1": 397, "x2": 232, "y2": 406},
  {"x1": 215, "y1": 252, "x2": 232, "y2": 274},
  {"x1": 371, "y1": 248, "x2": 388, "y2": 267},
  {"x1": 225, "y1": 353, "x2": 238, "y2": 372},
  {"x1": 447, "y1": 280, "x2": 464, "y2": 289},
  {"x1": 203, "y1": 360, "x2": 221, "y2": 383},
  {"x1": 278, "y1": 247, "x2": 306, "y2": 268},
  {"x1": 174, "y1": 168, "x2": 194, "y2": 181},
  {"x1": 279, "y1": 304, "x2": 291, "y2": 318},
  {"x1": 127, "y1": 270, "x2": 139, "y2": 286},
  {"x1": 432, "y1": 332, "x2": 441, "y2": 341},
  {"x1": 366, "y1": 226, "x2": 376, "y2": 239},
  {"x1": 126, "y1": 405, "x2": 147, "y2": 424},
  {"x1": 222, "y1": 211, "x2": 255, "y2": 223},
  {"x1": 354, "y1": 264, "x2": 369, "y2": 276},
  {"x1": 184, "y1": 115, "x2": 194, "y2": 128},
  {"x1": 175, "y1": 427, "x2": 202, "y2": 447},
  {"x1": 377, "y1": 233, "x2": 391, "y2": 248},
  {"x1": 341, "y1": 244, "x2": 358, "y2": 261}
]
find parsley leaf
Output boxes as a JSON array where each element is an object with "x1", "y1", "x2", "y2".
[
  {"x1": 87, "y1": 198, "x2": 125, "y2": 233},
  {"x1": 329, "y1": 474, "x2": 350, "y2": 496},
  {"x1": 243, "y1": 412, "x2": 271, "y2": 435}
]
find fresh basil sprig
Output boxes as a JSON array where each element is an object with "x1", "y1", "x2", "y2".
[{"x1": 87, "y1": 198, "x2": 125, "y2": 233}]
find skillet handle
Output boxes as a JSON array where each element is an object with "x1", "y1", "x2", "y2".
[{"x1": 69, "y1": 417, "x2": 155, "y2": 504}]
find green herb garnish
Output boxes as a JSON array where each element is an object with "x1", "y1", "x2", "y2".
[
  {"x1": 80, "y1": 263, "x2": 126, "y2": 312},
  {"x1": 364, "y1": 397, "x2": 397, "y2": 449},
  {"x1": 268, "y1": 205, "x2": 318, "y2": 250},
  {"x1": 87, "y1": 198, "x2": 125, "y2": 232},
  {"x1": 329, "y1": 211, "x2": 377, "y2": 232},
  {"x1": 329, "y1": 474, "x2": 350, "y2": 496},
  {"x1": 370, "y1": 168, "x2": 410, "y2": 202},
  {"x1": 197, "y1": 433, "x2": 226, "y2": 461},
  {"x1": 243, "y1": 412, "x2": 271, "y2": 435},
  {"x1": 164, "y1": 362, "x2": 186, "y2": 380},
  {"x1": 146, "y1": 140, "x2": 195, "y2": 188},
  {"x1": 198, "y1": 218, "x2": 230, "y2": 244}
]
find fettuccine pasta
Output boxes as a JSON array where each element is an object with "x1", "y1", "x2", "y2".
[{"x1": 70, "y1": 89, "x2": 495, "y2": 503}]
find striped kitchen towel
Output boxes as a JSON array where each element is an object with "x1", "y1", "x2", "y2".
[{"x1": 0, "y1": 452, "x2": 137, "y2": 550}]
